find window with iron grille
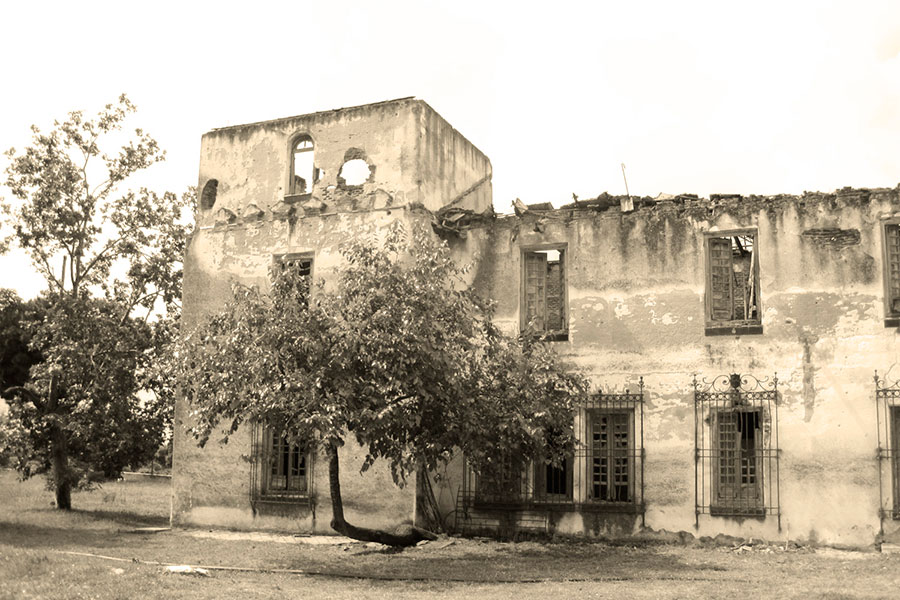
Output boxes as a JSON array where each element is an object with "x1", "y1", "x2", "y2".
[
  {"x1": 694, "y1": 374, "x2": 780, "y2": 526},
  {"x1": 579, "y1": 384, "x2": 645, "y2": 515},
  {"x1": 534, "y1": 454, "x2": 574, "y2": 503},
  {"x1": 705, "y1": 231, "x2": 761, "y2": 336},
  {"x1": 472, "y1": 453, "x2": 527, "y2": 506},
  {"x1": 875, "y1": 372, "x2": 900, "y2": 524},
  {"x1": 882, "y1": 223, "x2": 900, "y2": 326},
  {"x1": 521, "y1": 245, "x2": 567, "y2": 341},
  {"x1": 249, "y1": 423, "x2": 313, "y2": 507}
]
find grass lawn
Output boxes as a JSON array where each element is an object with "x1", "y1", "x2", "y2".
[{"x1": 1, "y1": 469, "x2": 898, "y2": 599}]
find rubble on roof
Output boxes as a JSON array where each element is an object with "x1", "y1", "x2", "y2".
[{"x1": 431, "y1": 204, "x2": 494, "y2": 239}]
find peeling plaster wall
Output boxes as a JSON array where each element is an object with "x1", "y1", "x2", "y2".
[
  {"x1": 173, "y1": 99, "x2": 493, "y2": 533},
  {"x1": 440, "y1": 189, "x2": 900, "y2": 547}
]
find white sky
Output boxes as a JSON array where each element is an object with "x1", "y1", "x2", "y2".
[{"x1": 2, "y1": 0, "x2": 899, "y2": 299}]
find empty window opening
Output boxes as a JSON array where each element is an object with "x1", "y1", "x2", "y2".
[
  {"x1": 522, "y1": 248, "x2": 567, "y2": 339},
  {"x1": 706, "y1": 232, "x2": 760, "y2": 334},
  {"x1": 290, "y1": 136, "x2": 319, "y2": 196},
  {"x1": 339, "y1": 158, "x2": 371, "y2": 186},
  {"x1": 200, "y1": 179, "x2": 218, "y2": 211}
]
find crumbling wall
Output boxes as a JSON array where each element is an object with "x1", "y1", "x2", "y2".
[
  {"x1": 174, "y1": 98, "x2": 493, "y2": 533},
  {"x1": 452, "y1": 187, "x2": 900, "y2": 547}
]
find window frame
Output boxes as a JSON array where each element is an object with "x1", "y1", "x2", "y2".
[
  {"x1": 703, "y1": 229, "x2": 763, "y2": 336},
  {"x1": 249, "y1": 421, "x2": 314, "y2": 507},
  {"x1": 694, "y1": 374, "x2": 780, "y2": 525},
  {"x1": 261, "y1": 426, "x2": 310, "y2": 498},
  {"x1": 881, "y1": 221, "x2": 900, "y2": 327},
  {"x1": 585, "y1": 408, "x2": 636, "y2": 505},
  {"x1": 519, "y1": 243, "x2": 568, "y2": 342},
  {"x1": 286, "y1": 133, "x2": 319, "y2": 201},
  {"x1": 710, "y1": 407, "x2": 764, "y2": 516}
]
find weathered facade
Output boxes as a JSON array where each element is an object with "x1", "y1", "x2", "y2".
[{"x1": 174, "y1": 98, "x2": 900, "y2": 549}]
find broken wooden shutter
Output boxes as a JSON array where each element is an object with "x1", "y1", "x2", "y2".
[
  {"x1": 886, "y1": 225, "x2": 900, "y2": 314},
  {"x1": 708, "y1": 237, "x2": 734, "y2": 321},
  {"x1": 524, "y1": 252, "x2": 548, "y2": 331}
]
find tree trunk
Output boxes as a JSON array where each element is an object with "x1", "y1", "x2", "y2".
[
  {"x1": 47, "y1": 374, "x2": 71, "y2": 510},
  {"x1": 50, "y1": 421, "x2": 71, "y2": 510},
  {"x1": 327, "y1": 442, "x2": 437, "y2": 547}
]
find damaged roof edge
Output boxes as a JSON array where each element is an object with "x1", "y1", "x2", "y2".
[
  {"x1": 500, "y1": 185, "x2": 900, "y2": 216},
  {"x1": 206, "y1": 96, "x2": 417, "y2": 134}
]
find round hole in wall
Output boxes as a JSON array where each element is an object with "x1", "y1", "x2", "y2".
[{"x1": 338, "y1": 159, "x2": 370, "y2": 186}]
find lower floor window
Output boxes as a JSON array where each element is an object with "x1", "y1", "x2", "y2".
[
  {"x1": 876, "y1": 377, "x2": 900, "y2": 520},
  {"x1": 713, "y1": 409, "x2": 762, "y2": 511},
  {"x1": 466, "y1": 384, "x2": 645, "y2": 511},
  {"x1": 588, "y1": 410, "x2": 634, "y2": 503},
  {"x1": 250, "y1": 424, "x2": 311, "y2": 505},
  {"x1": 694, "y1": 374, "x2": 780, "y2": 525},
  {"x1": 266, "y1": 430, "x2": 308, "y2": 495}
]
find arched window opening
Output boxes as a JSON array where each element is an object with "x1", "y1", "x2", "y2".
[
  {"x1": 200, "y1": 179, "x2": 218, "y2": 211},
  {"x1": 291, "y1": 135, "x2": 318, "y2": 195}
]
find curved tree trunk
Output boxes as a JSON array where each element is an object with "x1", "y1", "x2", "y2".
[{"x1": 327, "y1": 442, "x2": 437, "y2": 547}]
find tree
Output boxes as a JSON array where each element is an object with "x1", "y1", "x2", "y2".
[
  {"x1": 173, "y1": 224, "x2": 588, "y2": 546},
  {"x1": 0, "y1": 96, "x2": 192, "y2": 509}
]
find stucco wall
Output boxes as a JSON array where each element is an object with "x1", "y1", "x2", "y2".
[
  {"x1": 173, "y1": 98, "x2": 493, "y2": 533},
  {"x1": 433, "y1": 188, "x2": 900, "y2": 547}
]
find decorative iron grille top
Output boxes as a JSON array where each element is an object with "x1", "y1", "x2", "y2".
[
  {"x1": 692, "y1": 372, "x2": 777, "y2": 394},
  {"x1": 589, "y1": 377, "x2": 644, "y2": 403},
  {"x1": 875, "y1": 370, "x2": 900, "y2": 391}
]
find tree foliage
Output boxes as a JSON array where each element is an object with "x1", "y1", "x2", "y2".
[
  {"x1": 0, "y1": 96, "x2": 191, "y2": 508},
  {"x1": 174, "y1": 223, "x2": 588, "y2": 545}
]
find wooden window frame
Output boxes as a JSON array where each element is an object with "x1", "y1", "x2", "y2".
[
  {"x1": 586, "y1": 408, "x2": 635, "y2": 505},
  {"x1": 262, "y1": 427, "x2": 311, "y2": 498},
  {"x1": 881, "y1": 221, "x2": 900, "y2": 327},
  {"x1": 710, "y1": 408, "x2": 764, "y2": 516},
  {"x1": 520, "y1": 243, "x2": 568, "y2": 342},
  {"x1": 533, "y1": 454, "x2": 574, "y2": 503},
  {"x1": 703, "y1": 229, "x2": 762, "y2": 336}
]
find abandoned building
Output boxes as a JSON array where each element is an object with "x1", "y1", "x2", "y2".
[{"x1": 172, "y1": 96, "x2": 900, "y2": 549}]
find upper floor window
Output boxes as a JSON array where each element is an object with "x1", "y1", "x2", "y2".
[
  {"x1": 704, "y1": 231, "x2": 762, "y2": 336},
  {"x1": 521, "y1": 246, "x2": 567, "y2": 341},
  {"x1": 290, "y1": 135, "x2": 319, "y2": 197},
  {"x1": 883, "y1": 223, "x2": 900, "y2": 326}
]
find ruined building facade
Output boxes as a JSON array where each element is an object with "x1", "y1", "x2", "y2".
[{"x1": 173, "y1": 97, "x2": 900, "y2": 548}]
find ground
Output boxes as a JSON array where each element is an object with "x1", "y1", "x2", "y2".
[{"x1": 0, "y1": 470, "x2": 897, "y2": 599}]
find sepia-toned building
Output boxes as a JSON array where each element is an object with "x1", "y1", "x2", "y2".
[{"x1": 173, "y1": 97, "x2": 900, "y2": 549}]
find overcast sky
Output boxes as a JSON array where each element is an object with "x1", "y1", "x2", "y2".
[{"x1": 2, "y1": 0, "x2": 899, "y2": 298}]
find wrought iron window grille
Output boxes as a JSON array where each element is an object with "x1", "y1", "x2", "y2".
[
  {"x1": 694, "y1": 373, "x2": 781, "y2": 529},
  {"x1": 249, "y1": 422, "x2": 314, "y2": 512},
  {"x1": 875, "y1": 371, "x2": 900, "y2": 531},
  {"x1": 456, "y1": 379, "x2": 646, "y2": 533}
]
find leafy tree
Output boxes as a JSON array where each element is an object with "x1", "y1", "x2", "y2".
[
  {"x1": 0, "y1": 96, "x2": 192, "y2": 509},
  {"x1": 173, "y1": 224, "x2": 588, "y2": 546}
]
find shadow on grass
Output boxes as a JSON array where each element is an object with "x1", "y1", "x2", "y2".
[{"x1": 0, "y1": 506, "x2": 167, "y2": 552}]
